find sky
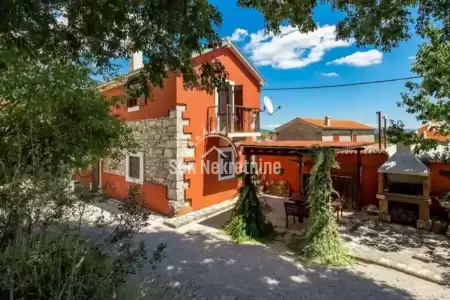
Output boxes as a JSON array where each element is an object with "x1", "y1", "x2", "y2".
[{"x1": 209, "y1": 0, "x2": 423, "y2": 130}]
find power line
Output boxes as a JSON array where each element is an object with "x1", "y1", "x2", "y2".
[{"x1": 261, "y1": 76, "x2": 422, "y2": 91}]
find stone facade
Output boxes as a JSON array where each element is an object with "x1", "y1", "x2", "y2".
[{"x1": 103, "y1": 105, "x2": 194, "y2": 214}]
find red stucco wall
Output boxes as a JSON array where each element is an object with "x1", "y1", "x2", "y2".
[
  {"x1": 97, "y1": 46, "x2": 262, "y2": 216},
  {"x1": 101, "y1": 163, "x2": 172, "y2": 216},
  {"x1": 180, "y1": 47, "x2": 261, "y2": 211},
  {"x1": 103, "y1": 73, "x2": 177, "y2": 120},
  {"x1": 257, "y1": 153, "x2": 388, "y2": 207},
  {"x1": 99, "y1": 75, "x2": 177, "y2": 215},
  {"x1": 427, "y1": 163, "x2": 450, "y2": 196}
]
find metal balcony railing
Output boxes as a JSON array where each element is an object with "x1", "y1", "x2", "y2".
[{"x1": 207, "y1": 105, "x2": 260, "y2": 134}]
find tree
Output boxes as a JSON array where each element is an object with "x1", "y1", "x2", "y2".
[
  {"x1": 387, "y1": 26, "x2": 450, "y2": 152},
  {"x1": 302, "y1": 149, "x2": 351, "y2": 266},
  {"x1": 0, "y1": 0, "x2": 226, "y2": 95},
  {"x1": 224, "y1": 170, "x2": 274, "y2": 243},
  {"x1": 0, "y1": 52, "x2": 133, "y2": 183},
  {"x1": 2, "y1": 1, "x2": 448, "y2": 94}
]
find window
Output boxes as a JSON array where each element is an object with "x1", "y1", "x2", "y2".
[
  {"x1": 127, "y1": 98, "x2": 139, "y2": 112},
  {"x1": 125, "y1": 151, "x2": 144, "y2": 184},
  {"x1": 218, "y1": 148, "x2": 235, "y2": 181},
  {"x1": 333, "y1": 134, "x2": 340, "y2": 142}
]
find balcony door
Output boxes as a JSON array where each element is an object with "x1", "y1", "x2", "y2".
[
  {"x1": 217, "y1": 81, "x2": 234, "y2": 133},
  {"x1": 216, "y1": 81, "x2": 246, "y2": 133}
]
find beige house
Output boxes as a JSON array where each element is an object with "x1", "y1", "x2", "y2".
[{"x1": 275, "y1": 116, "x2": 375, "y2": 142}]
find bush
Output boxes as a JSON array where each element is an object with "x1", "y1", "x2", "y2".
[
  {"x1": 0, "y1": 232, "x2": 119, "y2": 299},
  {"x1": 224, "y1": 173, "x2": 274, "y2": 243}
]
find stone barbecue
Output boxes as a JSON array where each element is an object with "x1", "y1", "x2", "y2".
[{"x1": 377, "y1": 147, "x2": 431, "y2": 229}]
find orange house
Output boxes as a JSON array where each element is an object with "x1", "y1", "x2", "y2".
[{"x1": 93, "y1": 42, "x2": 266, "y2": 216}]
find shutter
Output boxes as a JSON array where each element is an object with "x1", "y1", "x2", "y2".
[
  {"x1": 234, "y1": 85, "x2": 243, "y2": 106},
  {"x1": 138, "y1": 96, "x2": 147, "y2": 106}
]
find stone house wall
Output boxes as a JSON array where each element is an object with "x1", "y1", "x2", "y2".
[{"x1": 103, "y1": 105, "x2": 194, "y2": 213}]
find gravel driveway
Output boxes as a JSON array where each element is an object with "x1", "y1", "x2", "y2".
[{"x1": 134, "y1": 218, "x2": 450, "y2": 300}]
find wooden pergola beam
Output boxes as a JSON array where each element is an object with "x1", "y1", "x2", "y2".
[{"x1": 242, "y1": 144, "x2": 365, "y2": 208}]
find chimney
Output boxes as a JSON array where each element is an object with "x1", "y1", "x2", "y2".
[
  {"x1": 325, "y1": 116, "x2": 331, "y2": 127},
  {"x1": 129, "y1": 51, "x2": 143, "y2": 71},
  {"x1": 396, "y1": 142, "x2": 413, "y2": 153}
]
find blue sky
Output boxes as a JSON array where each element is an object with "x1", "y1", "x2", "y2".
[{"x1": 210, "y1": 0, "x2": 423, "y2": 130}]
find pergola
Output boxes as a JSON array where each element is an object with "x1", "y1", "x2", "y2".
[{"x1": 241, "y1": 141, "x2": 369, "y2": 210}]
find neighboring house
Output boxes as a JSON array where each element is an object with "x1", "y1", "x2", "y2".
[
  {"x1": 275, "y1": 116, "x2": 374, "y2": 143},
  {"x1": 90, "y1": 41, "x2": 266, "y2": 217},
  {"x1": 417, "y1": 123, "x2": 449, "y2": 143}
]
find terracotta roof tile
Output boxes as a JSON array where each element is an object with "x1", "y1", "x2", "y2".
[
  {"x1": 242, "y1": 140, "x2": 372, "y2": 148},
  {"x1": 242, "y1": 140, "x2": 387, "y2": 155},
  {"x1": 300, "y1": 118, "x2": 374, "y2": 130}
]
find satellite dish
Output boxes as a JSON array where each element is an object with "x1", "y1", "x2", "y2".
[
  {"x1": 263, "y1": 96, "x2": 281, "y2": 115},
  {"x1": 264, "y1": 96, "x2": 274, "y2": 114}
]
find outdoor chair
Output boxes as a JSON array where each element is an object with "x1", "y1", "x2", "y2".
[
  {"x1": 284, "y1": 202, "x2": 309, "y2": 228},
  {"x1": 331, "y1": 198, "x2": 345, "y2": 222}
]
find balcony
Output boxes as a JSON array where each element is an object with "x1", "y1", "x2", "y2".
[{"x1": 207, "y1": 105, "x2": 261, "y2": 138}]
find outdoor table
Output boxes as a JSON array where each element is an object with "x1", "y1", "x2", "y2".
[{"x1": 289, "y1": 193, "x2": 308, "y2": 203}]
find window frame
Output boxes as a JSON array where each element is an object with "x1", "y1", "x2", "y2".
[
  {"x1": 125, "y1": 151, "x2": 144, "y2": 184},
  {"x1": 127, "y1": 98, "x2": 140, "y2": 112},
  {"x1": 218, "y1": 147, "x2": 235, "y2": 181}
]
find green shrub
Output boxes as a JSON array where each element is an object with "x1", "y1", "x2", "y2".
[
  {"x1": 224, "y1": 173, "x2": 274, "y2": 243},
  {"x1": 301, "y1": 149, "x2": 352, "y2": 266},
  {"x1": 0, "y1": 232, "x2": 119, "y2": 299}
]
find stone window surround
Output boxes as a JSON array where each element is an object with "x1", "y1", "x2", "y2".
[{"x1": 125, "y1": 151, "x2": 144, "y2": 184}]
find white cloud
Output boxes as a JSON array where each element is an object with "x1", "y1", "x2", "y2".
[
  {"x1": 321, "y1": 72, "x2": 339, "y2": 77},
  {"x1": 327, "y1": 50, "x2": 383, "y2": 67},
  {"x1": 408, "y1": 56, "x2": 416, "y2": 61},
  {"x1": 263, "y1": 124, "x2": 281, "y2": 129},
  {"x1": 227, "y1": 28, "x2": 248, "y2": 42},
  {"x1": 241, "y1": 25, "x2": 354, "y2": 69}
]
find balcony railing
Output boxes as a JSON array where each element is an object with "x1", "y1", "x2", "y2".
[{"x1": 207, "y1": 105, "x2": 260, "y2": 136}]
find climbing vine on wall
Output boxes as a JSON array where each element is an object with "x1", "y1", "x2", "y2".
[{"x1": 302, "y1": 148, "x2": 351, "y2": 266}]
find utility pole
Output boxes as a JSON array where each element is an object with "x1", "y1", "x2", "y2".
[
  {"x1": 383, "y1": 116, "x2": 387, "y2": 149},
  {"x1": 376, "y1": 111, "x2": 382, "y2": 150}
]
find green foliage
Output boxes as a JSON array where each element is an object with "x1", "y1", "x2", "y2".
[
  {"x1": 0, "y1": 52, "x2": 133, "y2": 183},
  {"x1": 224, "y1": 174, "x2": 274, "y2": 243},
  {"x1": 2, "y1": 1, "x2": 448, "y2": 96},
  {"x1": 238, "y1": 0, "x2": 450, "y2": 51},
  {"x1": 388, "y1": 26, "x2": 450, "y2": 152},
  {"x1": 301, "y1": 149, "x2": 351, "y2": 266},
  {"x1": 0, "y1": 0, "x2": 226, "y2": 94},
  {"x1": 0, "y1": 232, "x2": 118, "y2": 299}
]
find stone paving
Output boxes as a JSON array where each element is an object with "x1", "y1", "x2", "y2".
[
  {"x1": 262, "y1": 195, "x2": 450, "y2": 285},
  {"x1": 82, "y1": 197, "x2": 450, "y2": 299},
  {"x1": 163, "y1": 198, "x2": 237, "y2": 228}
]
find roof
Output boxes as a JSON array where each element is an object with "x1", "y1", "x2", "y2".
[
  {"x1": 97, "y1": 41, "x2": 266, "y2": 91},
  {"x1": 276, "y1": 117, "x2": 374, "y2": 131},
  {"x1": 300, "y1": 118, "x2": 374, "y2": 130},
  {"x1": 338, "y1": 143, "x2": 388, "y2": 155},
  {"x1": 242, "y1": 140, "x2": 387, "y2": 157},
  {"x1": 378, "y1": 151, "x2": 429, "y2": 176},
  {"x1": 417, "y1": 124, "x2": 449, "y2": 142},
  {"x1": 242, "y1": 140, "x2": 372, "y2": 149}
]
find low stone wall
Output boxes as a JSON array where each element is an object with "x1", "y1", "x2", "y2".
[{"x1": 103, "y1": 105, "x2": 194, "y2": 214}]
